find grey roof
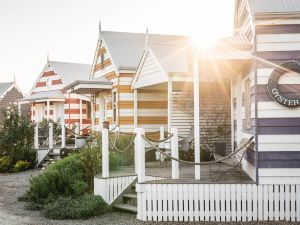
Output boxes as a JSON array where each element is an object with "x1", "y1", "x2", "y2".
[
  {"x1": 101, "y1": 31, "x2": 189, "y2": 71},
  {"x1": 149, "y1": 43, "x2": 190, "y2": 74},
  {"x1": 248, "y1": 0, "x2": 300, "y2": 16},
  {"x1": 20, "y1": 90, "x2": 65, "y2": 102},
  {"x1": 49, "y1": 61, "x2": 91, "y2": 86},
  {"x1": 0, "y1": 82, "x2": 13, "y2": 96}
]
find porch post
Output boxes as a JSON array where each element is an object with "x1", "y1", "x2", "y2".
[
  {"x1": 102, "y1": 127, "x2": 109, "y2": 178},
  {"x1": 75, "y1": 122, "x2": 79, "y2": 148},
  {"x1": 61, "y1": 121, "x2": 66, "y2": 148},
  {"x1": 135, "y1": 128, "x2": 145, "y2": 182},
  {"x1": 17, "y1": 102, "x2": 21, "y2": 116},
  {"x1": 167, "y1": 77, "x2": 172, "y2": 132},
  {"x1": 230, "y1": 77, "x2": 235, "y2": 152},
  {"x1": 34, "y1": 124, "x2": 39, "y2": 150},
  {"x1": 49, "y1": 122, "x2": 53, "y2": 149},
  {"x1": 171, "y1": 127, "x2": 179, "y2": 179},
  {"x1": 79, "y1": 99, "x2": 83, "y2": 134},
  {"x1": 47, "y1": 100, "x2": 50, "y2": 120},
  {"x1": 91, "y1": 101, "x2": 95, "y2": 131},
  {"x1": 134, "y1": 89, "x2": 138, "y2": 128},
  {"x1": 193, "y1": 49, "x2": 201, "y2": 180}
]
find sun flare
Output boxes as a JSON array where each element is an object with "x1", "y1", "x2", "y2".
[{"x1": 190, "y1": 34, "x2": 216, "y2": 49}]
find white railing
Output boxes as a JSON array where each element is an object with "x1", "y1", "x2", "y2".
[
  {"x1": 94, "y1": 175, "x2": 166, "y2": 205},
  {"x1": 136, "y1": 183, "x2": 300, "y2": 222}
]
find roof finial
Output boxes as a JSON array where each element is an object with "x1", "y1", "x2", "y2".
[
  {"x1": 47, "y1": 51, "x2": 50, "y2": 63},
  {"x1": 13, "y1": 74, "x2": 16, "y2": 83},
  {"x1": 98, "y1": 20, "x2": 102, "y2": 39},
  {"x1": 145, "y1": 27, "x2": 149, "y2": 50}
]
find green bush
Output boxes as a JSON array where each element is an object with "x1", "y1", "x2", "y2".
[
  {"x1": 9, "y1": 147, "x2": 37, "y2": 169},
  {"x1": 42, "y1": 195, "x2": 108, "y2": 220},
  {"x1": 79, "y1": 147, "x2": 101, "y2": 193},
  {"x1": 60, "y1": 148, "x2": 77, "y2": 158},
  {"x1": 14, "y1": 160, "x2": 31, "y2": 172},
  {"x1": 109, "y1": 152, "x2": 121, "y2": 170},
  {"x1": 0, "y1": 156, "x2": 10, "y2": 172},
  {"x1": 109, "y1": 134, "x2": 134, "y2": 166},
  {"x1": 25, "y1": 153, "x2": 87, "y2": 205}
]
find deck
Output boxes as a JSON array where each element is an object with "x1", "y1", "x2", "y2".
[{"x1": 96, "y1": 161, "x2": 254, "y2": 184}]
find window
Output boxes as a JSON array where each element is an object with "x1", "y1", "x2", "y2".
[
  {"x1": 112, "y1": 90, "x2": 117, "y2": 124},
  {"x1": 244, "y1": 79, "x2": 251, "y2": 129}
]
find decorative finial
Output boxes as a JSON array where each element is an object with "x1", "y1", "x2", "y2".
[
  {"x1": 99, "y1": 20, "x2": 102, "y2": 39},
  {"x1": 145, "y1": 27, "x2": 149, "y2": 50},
  {"x1": 47, "y1": 52, "x2": 50, "y2": 63},
  {"x1": 13, "y1": 74, "x2": 16, "y2": 83}
]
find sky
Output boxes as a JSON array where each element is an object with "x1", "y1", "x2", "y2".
[{"x1": 0, "y1": 0, "x2": 235, "y2": 94}]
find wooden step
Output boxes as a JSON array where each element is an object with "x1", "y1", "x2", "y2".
[
  {"x1": 123, "y1": 193, "x2": 137, "y2": 199},
  {"x1": 113, "y1": 203, "x2": 137, "y2": 213}
]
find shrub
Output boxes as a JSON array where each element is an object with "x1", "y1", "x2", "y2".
[
  {"x1": 25, "y1": 153, "x2": 87, "y2": 205},
  {"x1": 79, "y1": 147, "x2": 101, "y2": 193},
  {"x1": 60, "y1": 148, "x2": 77, "y2": 158},
  {"x1": 109, "y1": 152, "x2": 121, "y2": 170},
  {"x1": 0, "y1": 156, "x2": 10, "y2": 172},
  {"x1": 13, "y1": 160, "x2": 31, "y2": 172},
  {"x1": 42, "y1": 195, "x2": 108, "y2": 220},
  {"x1": 109, "y1": 134, "x2": 134, "y2": 166},
  {"x1": 9, "y1": 147, "x2": 37, "y2": 169}
]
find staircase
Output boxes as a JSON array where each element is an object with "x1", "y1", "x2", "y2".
[
  {"x1": 39, "y1": 148, "x2": 61, "y2": 169},
  {"x1": 113, "y1": 181, "x2": 137, "y2": 213}
]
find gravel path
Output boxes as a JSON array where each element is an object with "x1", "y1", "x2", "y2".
[{"x1": 0, "y1": 170, "x2": 298, "y2": 225}]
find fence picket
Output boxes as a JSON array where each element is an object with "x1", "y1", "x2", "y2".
[
  {"x1": 162, "y1": 184, "x2": 168, "y2": 221},
  {"x1": 279, "y1": 185, "x2": 284, "y2": 220},
  {"x1": 204, "y1": 184, "x2": 210, "y2": 221},
  {"x1": 210, "y1": 184, "x2": 215, "y2": 221},
  {"x1": 146, "y1": 184, "x2": 152, "y2": 220},
  {"x1": 285, "y1": 185, "x2": 290, "y2": 221},
  {"x1": 199, "y1": 184, "x2": 204, "y2": 221},
  {"x1": 178, "y1": 184, "x2": 183, "y2": 221},
  {"x1": 241, "y1": 185, "x2": 247, "y2": 222},
  {"x1": 226, "y1": 184, "x2": 231, "y2": 221},
  {"x1": 231, "y1": 184, "x2": 236, "y2": 222},
  {"x1": 215, "y1": 184, "x2": 221, "y2": 222},
  {"x1": 291, "y1": 185, "x2": 296, "y2": 222},
  {"x1": 236, "y1": 184, "x2": 241, "y2": 221},
  {"x1": 252, "y1": 185, "x2": 258, "y2": 221},
  {"x1": 263, "y1": 185, "x2": 269, "y2": 221},
  {"x1": 173, "y1": 184, "x2": 179, "y2": 221},
  {"x1": 188, "y1": 184, "x2": 194, "y2": 221},
  {"x1": 168, "y1": 184, "x2": 173, "y2": 220},
  {"x1": 157, "y1": 184, "x2": 162, "y2": 221},
  {"x1": 220, "y1": 184, "x2": 226, "y2": 222},
  {"x1": 296, "y1": 185, "x2": 300, "y2": 221},
  {"x1": 268, "y1": 185, "x2": 274, "y2": 221},
  {"x1": 274, "y1": 185, "x2": 279, "y2": 221},
  {"x1": 152, "y1": 184, "x2": 157, "y2": 221},
  {"x1": 247, "y1": 184, "x2": 253, "y2": 221},
  {"x1": 183, "y1": 184, "x2": 189, "y2": 221},
  {"x1": 258, "y1": 185, "x2": 263, "y2": 221}
]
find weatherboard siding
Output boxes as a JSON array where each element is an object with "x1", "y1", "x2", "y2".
[{"x1": 255, "y1": 24, "x2": 300, "y2": 184}]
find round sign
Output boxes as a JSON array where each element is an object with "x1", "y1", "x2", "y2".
[{"x1": 267, "y1": 60, "x2": 300, "y2": 108}]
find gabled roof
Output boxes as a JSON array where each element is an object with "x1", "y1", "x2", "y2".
[
  {"x1": 49, "y1": 61, "x2": 91, "y2": 86},
  {"x1": 101, "y1": 31, "x2": 189, "y2": 72},
  {"x1": 148, "y1": 43, "x2": 190, "y2": 74},
  {"x1": 248, "y1": 0, "x2": 300, "y2": 16},
  {"x1": 20, "y1": 90, "x2": 65, "y2": 102},
  {"x1": 0, "y1": 82, "x2": 14, "y2": 97}
]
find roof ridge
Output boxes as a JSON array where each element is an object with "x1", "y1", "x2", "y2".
[
  {"x1": 49, "y1": 61, "x2": 91, "y2": 66},
  {"x1": 102, "y1": 30, "x2": 189, "y2": 38}
]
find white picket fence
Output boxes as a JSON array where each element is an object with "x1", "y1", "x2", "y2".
[
  {"x1": 94, "y1": 175, "x2": 166, "y2": 205},
  {"x1": 136, "y1": 183, "x2": 300, "y2": 222}
]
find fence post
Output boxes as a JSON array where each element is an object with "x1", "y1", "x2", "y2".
[
  {"x1": 34, "y1": 124, "x2": 39, "y2": 150},
  {"x1": 102, "y1": 127, "x2": 109, "y2": 178},
  {"x1": 135, "y1": 128, "x2": 145, "y2": 183},
  {"x1": 61, "y1": 122, "x2": 65, "y2": 148},
  {"x1": 171, "y1": 127, "x2": 179, "y2": 179},
  {"x1": 49, "y1": 122, "x2": 53, "y2": 149}
]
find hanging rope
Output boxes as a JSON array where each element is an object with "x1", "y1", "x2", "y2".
[
  {"x1": 109, "y1": 132, "x2": 136, "y2": 153},
  {"x1": 142, "y1": 135, "x2": 254, "y2": 166}
]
